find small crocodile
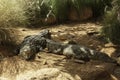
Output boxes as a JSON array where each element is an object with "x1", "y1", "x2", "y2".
[
  {"x1": 45, "y1": 39, "x2": 117, "y2": 64},
  {"x1": 63, "y1": 44, "x2": 117, "y2": 63}
]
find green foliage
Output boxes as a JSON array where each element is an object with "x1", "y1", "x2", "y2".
[
  {"x1": 71, "y1": 0, "x2": 110, "y2": 17},
  {"x1": 102, "y1": 0, "x2": 120, "y2": 44},
  {"x1": 51, "y1": 0, "x2": 69, "y2": 22},
  {"x1": 0, "y1": 0, "x2": 112, "y2": 27},
  {"x1": 90, "y1": 0, "x2": 111, "y2": 18},
  {"x1": 25, "y1": 0, "x2": 51, "y2": 26},
  {"x1": 27, "y1": 0, "x2": 69, "y2": 25},
  {"x1": 21, "y1": 0, "x2": 112, "y2": 26}
]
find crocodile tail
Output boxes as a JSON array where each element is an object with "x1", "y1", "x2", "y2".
[{"x1": 91, "y1": 51, "x2": 117, "y2": 63}]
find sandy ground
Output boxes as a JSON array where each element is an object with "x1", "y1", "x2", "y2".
[{"x1": 0, "y1": 22, "x2": 120, "y2": 80}]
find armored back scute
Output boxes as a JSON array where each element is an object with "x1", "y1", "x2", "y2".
[
  {"x1": 63, "y1": 44, "x2": 117, "y2": 64},
  {"x1": 46, "y1": 39, "x2": 63, "y2": 54},
  {"x1": 63, "y1": 44, "x2": 90, "y2": 61},
  {"x1": 39, "y1": 29, "x2": 51, "y2": 39}
]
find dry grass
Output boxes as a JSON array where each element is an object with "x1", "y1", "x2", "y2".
[
  {"x1": 0, "y1": 56, "x2": 40, "y2": 80},
  {"x1": 0, "y1": 0, "x2": 27, "y2": 27}
]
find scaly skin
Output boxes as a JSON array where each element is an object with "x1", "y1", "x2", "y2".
[
  {"x1": 63, "y1": 44, "x2": 117, "y2": 63},
  {"x1": 46, "y1": 39, "x2": 64, "y2": 54},
  {"x1": 17, "y1": 30, "x2": 118, "y2": 65},
  {"x1": 18, "y1": 30, "x2": 51, "y2": 60},
  {"x1": 46, "y1": 39, "x2": 117, "y2": 64}
]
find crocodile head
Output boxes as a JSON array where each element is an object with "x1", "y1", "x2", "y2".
[{"x1": 19, "y1": 44, "x2": 33, "y2": 60}]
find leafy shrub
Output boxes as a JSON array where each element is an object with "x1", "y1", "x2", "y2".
[
  {"x1": 51, "y1": 0, "x2": 69, "y2": 22},
  {"x1": 102, "y1": 0, "x2": 120, "y2": 44},
  {"x1": 71, "y1": 0, "x2": 111, "y2": 18},
  {"x1": 25, "y1": 0, "x2": 50, "y2": 26},
  {"x1": 0, "y1": 0, "x2": 112, "y2": 27},
  {"x1": 91, "y1": 0, "x2": 112, "y2": 18},
  {"x1": 26, "y1": 0, "x2": 69, "y2": 26},
  {"x1": 26, "y1": 0, "x2": 111, "y2": 26}
]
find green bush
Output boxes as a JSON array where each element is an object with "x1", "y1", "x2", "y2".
[
  {"x1": 102, "y1": 0, "x2": 120, "y2": 44},
  {"x1": 0, "y1": 0, "x2": 112, "y2": 27},
  {"x1": 26, "y1": 0, "x2": 111, "y2": 26},
  {"x1": 51, "y1": 0, "x2": 69, "y2": 22},
  {"x1": 26, "y1": 0, "x2": 69, "y2": 26},
  {"x1": 71, "y1": 0, "x2": 111, "y2": 18},
  {"x1": 25, "y1": 0, "x2": 50, "y2": 26}
]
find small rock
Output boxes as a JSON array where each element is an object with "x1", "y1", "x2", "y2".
[
  {"x1": 117, "y1": 57, "x2": 120, "y2": 65},
  {"x1": 42, "y1": 60, "x2": 47, "y2": 65},
  {"x1": 87, "y1": 31, "x2": 99, "y2": 36},
  {"x1": 101, "y1": 47, "x2": 116, "y2": 56},
  {"x1": 22, "y1": 29, "x2": 27, "y2": 31}
]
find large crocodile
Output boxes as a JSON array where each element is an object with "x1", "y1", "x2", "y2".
[{"x1": 18, "y1": 30, "x2": 51, "y2": 60}]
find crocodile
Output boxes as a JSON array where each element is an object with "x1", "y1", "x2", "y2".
[
  {"x1": 45, "y1": 39, "x2": 117, "y2": 64},
  {"x1": 63, "y1": 44, "x2": 117, "y2": 63},
  {"x1": 16, "y1": 30, "x2": 118, "y2": 64},
  {"x1": 18, "y1": 30, "x2": 51, "y2": 60},
  {"x1": 46, "y1": 39, "x2": 64, "y2": 55}
]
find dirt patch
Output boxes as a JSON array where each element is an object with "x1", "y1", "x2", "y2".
[
  {"x1": 0, "y1": 53, "x2": 118, "y2": 80},
  {"x1": 0, "y1": 22, "x2": 120, "y2": 80}
]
